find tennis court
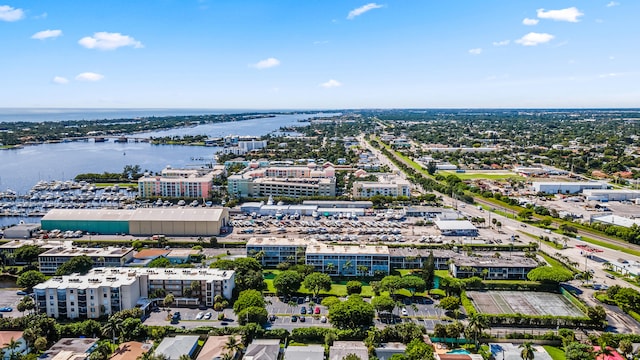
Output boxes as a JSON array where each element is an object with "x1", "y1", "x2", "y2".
[{"x1": 466, "y1": 290, "x2": 584, "y2": 317}]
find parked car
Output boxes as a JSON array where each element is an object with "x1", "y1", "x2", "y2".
[
  {"x1": 299, "y1": 316, "x2": 305, "y2": 322},
  {"x1": 269, "y1": 314, "x2": 277, "y2": 322},
  {"x1": 314, "y1": 307, "x2": 321, "y2": 314},
  {"x1": 320, "y1": 316, "x2": 327, "y2": 323},
  {"x1": 401, "y1": 308, "x2": 408, "y2": 316},
  {"x1": 16, "y1": 291, "x2": 27, "y2": 296},
  {"x1": 300, "y1": 307, "x2": 307, "y2": 314},
  {"x1": 0, "y1": 307, "x2": 12, "y2": 312},
  {"x1": 204, "y1": 312, "x2": 212, "y2": 320},
  {"x1": 291, "y1": 315, "x2": 298, "y2": 322},
  {"x1": 195, "y1": 312, "x2": 204, "y2": 320}
]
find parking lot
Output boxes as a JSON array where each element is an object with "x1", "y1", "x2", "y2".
[{"x1": 0, "y1": 288, "x2": 30, "y2": 317}]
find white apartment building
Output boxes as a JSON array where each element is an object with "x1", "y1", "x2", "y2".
[
  {"x1": 138, "y1": 166, "x2": 216, "y2": 198},
  {"x1": 352, "y1": 175, "x2": 411, "y2": 198},
  {"x1": 34, "y1": 267, "x2": 235, "y2": 319},
  {"x1": 305, "y1": 243, "x2": 390, "y2": 277},
  {"x1": 38, "y1": 246, "x2": 135, "y2": 275},
  {"x1": 246, "y1": 237, "x2": 308, "y2": 268},
  {"x1": 227, "y1": 164, "x2": 336, "y2": 198}
]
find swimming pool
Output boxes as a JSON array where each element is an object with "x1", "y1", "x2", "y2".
[{"x1": 447, "y1": 349, "x2": 471, "y2": 355}]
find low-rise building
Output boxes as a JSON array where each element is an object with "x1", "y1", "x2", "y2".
[
  {"x1": 196, "y1": 336, "x2": 242, "y2": 360},
  {"x1": 246, "y1": 237, "x2": 308, "y2": 268},
  {"x1": 532, "y1": 181, "x2": 609, "y2": 194},
  {"x1": 352, "y1": 175, "x2": 411, "y2": 198},
  {"x1": 1, "y1": 223, "x2": 41, "y2": 239},
  {"x1": 449, "y1": 255, "x2": 538, "y2": 280},
  {"x1": 34, "y1": 267, "x2": 235, "y2": 319},
  {"x1": 154, "y1": 336, "x2": 200, "y2": 360},
  {"x1": 38, "y1": 246, "x2": 134, "y2": 275},
  {"x1": 137, "y1": 166, "x2": 216, "y2": 198},
  {"x1": 39, "y1": 338, "x2": 98, "y2": 360},
  {"x1": 284, "y1": 345, "x2": 324, "y2": 360},
  {"x1": 329, "y1": 341, "x2": 369, "y2": 360},
  {"x1": 306, "y1": 243, "x2": 389, "y2": 276},
  {"x1": 389, "y1": 248, "x2": 456, "y2": 270},
  {"x1": 0, "y1": 331, "x2": 28, "y2": 360},
  {"x1": 110, "y1": 342, "x2": 152, "y2": 360},
  {"x1": 244, "y1": 339, "x2": 281, "y2": 360},
  {"x1": 0, "y1": 238, "x2": 67, "y2": 255},
  {"x1": 434, "y1": 220, "x2": 479, "y2": 237}
]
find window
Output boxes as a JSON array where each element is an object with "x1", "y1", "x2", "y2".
[
  {"x1": 90, "y1": 296, "x2": 94, "y2": 300},
  {"x1": 70, "y1": 302, "x2": 75, "y2": 306},
  {"x1": 104, "y1": 294, "x2": 107, "y2": 298},
  {"x1": 49, "y1": 295, "x2": 54, "y2": 300},
  {"x1": 70, "y1": 290, "x2": 74, "y2": 294}
]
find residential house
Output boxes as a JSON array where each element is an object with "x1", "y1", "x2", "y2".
[
  {"x1": 244, "y1": 339, "x2": 281, "y2": 360},
  {"x1": 154, "y1": 336, "x2": 200, "y2": 360}
]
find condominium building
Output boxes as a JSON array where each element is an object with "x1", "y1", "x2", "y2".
[
  {"x1": 305, "y1": 243, "x2": 390, "y2": 276},
  {"x1": 34, "y1": 267, "x2": 235, "y2": 319},
  {"x1": 352, "y1": 175, "x2": 411, "y2": 198},
  {"x1": 388, "y1": 248, "x2": 456, "y2": 270},
  {"x1": 38, "y1": 246, "x2": 135, "y2": 275},
  {"x1": 227, "y1": 164, "x2": 336, "y2": 198},
  {"x1": 246, "y1": 237, "x2": 308, "y2": 268},
  {"x1": 138, "y1": 166, "x2": 216, "y2": 198},
  {"x1": 449, "y1": 255, "x2": 538, "y2": 280}
]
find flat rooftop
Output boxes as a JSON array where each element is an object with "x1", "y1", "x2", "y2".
[
  {"x1": 306, "y1": 243, "x2": 389, "y2": 256},
  {"x1": 454, "y1": 255, "x2": 538, "y2": 268},
  {"x1": 39, "y1": 246, "x2": 133, "y2": 258},
  {"x1": 434, "y1": 220, "x2": 477, "y2": 231},
  {"x1": 247, "y1": 237, "x2": 311, "y2": 247}
]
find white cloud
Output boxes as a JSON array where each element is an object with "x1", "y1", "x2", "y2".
[
  {"x1": 0, "y1": 5, "x2": 24, "y2": 21},
  {"x1": 250, "y1": 57, "x2": 281, "y2": 69},
  {"x1": 515, "y1": 32, "x2": 555, "y2": 46},
  {"x1": 347, "y1": 3, "x2": 383, "y2": 20},
  {"x1": 522, "y1": 18, "x2": 539, "y2": 26},
  {"x1": 609, "y1": 56, "x2": 615, "y2": 60},
  {"x1": 599, "y1": 72, "x2": 620, "y2": 78},
  {"x1": 320, "y1": 79, "x2": 342, "y2": 88},
  {"x1": 33, "y1": 12, "x2": 47, "y2": 19},
  {"x1": 537, "y1": 7, "x2": 584, "y2": 22},
  {"x1": 75, "y1": 72, "x2": 104, "y2": 82},
  {"x1": 52, "y1": 76, "x2": 69, "y2": 84},
  {"x1": 31, "y1": 29, "x2": 63, "y2": 40},
  {"x1": 78, "y1": 32, "x2": 143, "y2": 50},
  {"x1": 492, "y1": 40, "x2": 510, "y2": 46},
  {"x1": 468, "y1": 48, "x2": 482, "y2": 55},
  {"x1": 313, "y1": 40, "x2": 329, "y2": 45},
  {"x1": 606, "y1": 1, "x2": 619, "y2": 7}
]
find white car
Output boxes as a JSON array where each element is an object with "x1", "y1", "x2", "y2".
[
  {"x1": 204, "y1": 312, "x2": 212, "y2": 320},
  {"x1": 401, "y1": 308, "x2": 408, "y2": 316},
  {"x1": 195, "y1": 312, "x2": 204, "y2": 320}
]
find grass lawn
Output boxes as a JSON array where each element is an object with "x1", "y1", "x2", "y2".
[{"x1": 543, "y1": 346, "x2": 566, "y2": 360}]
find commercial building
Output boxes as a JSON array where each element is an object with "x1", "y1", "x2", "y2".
[
  {"x1": 38, "y1": 246, "x2": 135, "y2": 275},
  {"x1": 531, "y1": 181, "x2": 609, "y2": 194},
  {"x1": 227, "y1": 164, "x2": 336, "y2": 198},
  {"x1": 1, "y1": 223, "x2": 41, "y2": 239},
  {"x1": 583, "y1": 189, "x2": 640, "y2": 202},
  {"x1": 352, "y1": 175, "x2": 411, "y2": 198},
  {"x1": 246, "y1": 237, "x2": 308, "y2": 268},
  {"x1": 434, "y1": 220, "x2": 479, "y2": 237},
  {"x1": 591, "y1": 214, "x2": 640, "y2": 229},
  {"x1": 137, "y1": 166, "x2": 217, "y2": 198},
  {"x1": 34, "y1": 267, "x2": 235, "y2": 319},
  {"x1": 41, "y1": 208, "x2": 229, "y2": 237},
  {"x1": 449, "y1": 255, "x2": 538, "y2": 280},
  {"x1": 305, "y1": 243, "x2": 390, "y2": 276}
]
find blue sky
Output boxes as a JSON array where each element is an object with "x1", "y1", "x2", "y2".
[{"x1": 0, "y1": 1, "x2": 638, "y2": 109}]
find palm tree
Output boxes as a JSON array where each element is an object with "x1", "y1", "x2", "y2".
[
  {"x1": 595, "y1": 343, "x2": 613, "y2": 360},
  {"x1": 342, "y1": 260, "x2": 353, "y2": 275},
  {"x1": 102, "y1": 315, "x2": 124, "y2": 343},
  {"x1": 21, "y1": 328, "x2": 37, "y2": 350},
  {"x1": 519, "y1": 342, "x2": 537, "y2": 360},
  {"x1": 325, "y1": 262, "x2": 336, "y2": 274},
  {"x1": 224, "y1": 336, "x2": 244, "y2": 358},
  {"x1": 466, "y1": 313, "x2": 489, "y2": 347},
  {"x1": 3, "y1": 337, "x2": 22, "y2": 360}
]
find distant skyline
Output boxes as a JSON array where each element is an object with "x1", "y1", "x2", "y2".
[{"x1": 1, "y1": 1, "x2": 638, "y2": 109}]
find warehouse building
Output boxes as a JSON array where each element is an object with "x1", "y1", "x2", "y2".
[
  {"x1": 531, "y1": 181, "x2": 609, "y2": 194},
  {"x1": 40, "y1": 208, "x2": 229, "y2": 236},
  {"x1": 583, "y1": 189, "x2": 640, "y2": 202},
  {"x1": 434, "y1": 220, "x2": 479, "y2": 236}
]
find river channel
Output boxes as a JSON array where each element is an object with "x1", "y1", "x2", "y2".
[{"x1": 0, "y1": 112, "x2": 333, "y2": 227}]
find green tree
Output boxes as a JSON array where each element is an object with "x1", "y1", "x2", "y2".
[
  {"x1": 346, "y1": 281, "x2": 362, "y2": 295},
  {"x1": 3, "y1": 337, "x2": 21, "y2": 360},
  {"x1": 14, "y1": 245, "x2": 44, "y2": 263},
  {"x1": 465, "y1": 313, "x2": 489, "y2": 346},
  {"x1": 618, "y1": 339, "x2": 633, "y2": 359},
  {"x1": 343, "y1": 354, "x2": 361, "y2": 360},
  {"x1": 371, "y1": 295, "x2": 396, "y2": 314},
  {"x1": 519, "y1": 342, "x2": 537, "y2": 360},
  {"x1": 17, "y1": 296, "x2": 35, "y2": 315},
  {"x1": 526, "y1": 267, "x2": 573, "y2": 283},
  {"x1": 237, "y1": 306, "x2": 268, "y2": 325},
  {"x1": 421, "y1": 251, "x2": 435, "y2": 289},
  {"x1": 223, "y1": 336, "x2": 244, "y2": 357},
  {"x1": 16, "y1": 270, "x2": 47, "y2": 289},
  {"x1": 328, "y1": 296, "x2": 374, "y2": 330},
  {"x1": 148, "y1": 257, "x2": 171, "y2": 268},
  {"x1": 55, "y1": 255, "x2": 94, "y2": 275},
  {"x1": 438, "y1": 296, "x2": 461, "y2": 313},
  {"x1": 380, "y1": 275, "x2": 403, "y2": 298},
  {"x1": 273, "y1": 270, "x2": 303, "y2": 297},
  {"x1": 233, "y1": 289, "x2": 265, "y2": 315},
  {"x1": 102, "y1": 315, "x2": 124, "y2": 343},
  {"x1": 405, "y1": 339, "x2": 434, "y2": 360},
  {"x1": 321, "y1": 296, "x2": 341, "y2": 309},
  {"x1": 303, "y1": 272, "x2": 332, "y2": 297},
  {"x1": 34, "y1": 337, "x2": 48, "y2": 352},
  {"x1": 565, "y1": 342, "x2": 595, "y2": 360},
  {"x1": 400, "y1": 276, "x2": 427, "y2": 298}
]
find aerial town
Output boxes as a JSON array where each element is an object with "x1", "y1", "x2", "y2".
[{"x1": 1, "y1": 109, "x2": 640, "y2": 360}]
